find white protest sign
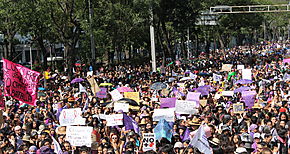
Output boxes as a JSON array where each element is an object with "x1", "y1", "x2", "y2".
[
  {"x1": 221, "y1": 64, "x2": 233, "y2": 72},
  {"x1": 114, "y1": 103, "x2": 129, "y2": 112},
  {"x1": 105, "y1": 114, "x2": 123, "y2": 126},
  {"x1": 66, "y1": 126, "x2": 93, "y2": 147},
  {"x1": 242, "y1": 69, "x2": 252, "y2": 80},
  {"x1": 153, "y1": 108, "x2": 175, "y2": 122},
  {"x1": 213, "y1": 73, "x2": 222, "y2": 82},
  {"x1": 79, "y1": 83, "x2": 87, "y2": 93},
  {"x1": 143, "y1": 133, "x2": 156, "y2": 152},
  {"x1": 222, "y1": 91, "x2": 234, "y2": 97},
  {"x1": 87, "y1": 71, "x2": 93, "y2": 77},
  {"x1": 237, "y1": 65, "x2": 245, "y2": 70},
  {"x1": 175, "y1": 100, "x2": 198, "y2": 115},
  {"x1": 109, "y1": 89, "x2": 123, "y2": 101},
  {"x1": 59, "y1": 108, "x2": 85, "y2": 126}
]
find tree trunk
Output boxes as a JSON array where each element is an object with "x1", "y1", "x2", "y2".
[{"x1": 37, "y1": 37, "x2": 48, "y2": 70}]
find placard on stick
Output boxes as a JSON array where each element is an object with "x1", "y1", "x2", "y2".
[{"x1": 233, "y1": 103, "x2": 244, "y2": 114}]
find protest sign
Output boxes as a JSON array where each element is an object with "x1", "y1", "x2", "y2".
[
  {"x1": 213, "y1": 73, "x2": 222, "y2": 82},
  {"x1": 175, "y1": 100, "x2": 198, "y2": 114},
  {"x1": 160, "y1": 97, "x2": 176, "y2": 108},
  {"x1": 222, "y1": 91, "x2": 234, "y2": 97},
  {"x1": 87, "y1": 76, "x2": 101, "y2": 94},
  {"x1": 221, "y1": 64, "x2": 233, "y2": 72},
  {"x1": 199, "y1": 99, "x2": 207, "y2": 107},
  {"x1": 124, "y1": 92, "x2": 140, "y2": 103},
  {"x1": 96, "y1": 88, "x2": 107, "y2": 98},
  {"x1": 87, "y1": 71, "x2": 93, "y2": 77},
  {"x1": 79, "y1": 83, "x2": 87, "y2": 93},
  {"x1": 242, "y1": 69, "x2": 252, "y2": 80},
  {"x1": 283, "y1": 58, "x2": 290, "y2": 63},
  {"x1": 105, "y1": 114, "x2": 123, "y2": 126},
  {"x1": 186, "y1": 92, "x2": 201, "y2": 102},
  {"x1": 233, "y1": 103, "x2": 244, "y2": 114},
  {"x1": 143, "y1": 133, "x2": 156, "y2": 152},
  {"x1": 3, "y1": 58, "x2": 40, "y2": 106},
  {"x1": 153, "y1": 108, "x2": 175, "y2": 122},
  {"x1": 66, "y1": 126, "x2": 93, "y2": 147},
  {"x1": 114, "y1": 103, "x2": 129, "y2": 112},
  {"x1": 109, "y1": 89, "x2": 123, "y2": 101},
  {"x1": 242, "y1": 91, "x2": 256, "y2": 107},
  {"x1": 237, "y1": 65, "x2": 245, "y2": 70},
  {"x1": 59, "y1": 108, "x2": 85, "y2": 126}
]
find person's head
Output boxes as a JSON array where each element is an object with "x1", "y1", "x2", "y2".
[
  {"x1": 264, "y1": 134, "x2": 272, "y2": 143},
  {"x1": 260, "y1": 148, "x2": 272, "y2": 154},
  {"x1": 79, "y1": 146, "x2": 89, "y2": 154},
  {"x1": 14, "y1": 125, "x2": 22, "y2": 135},
  {"x1": 29, "y1": 145, "x2": 37, "y2": 154},
  {"x1": 63, "y1": 141, "x2": 71, "y2": 151}
]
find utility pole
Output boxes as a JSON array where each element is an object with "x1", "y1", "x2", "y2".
[
  {"x1": 150, "y1": 7, "x2": 156, "y2": 72},
  {"x1": 88, "y1": 0, "x2": 95, "y2": 64}
]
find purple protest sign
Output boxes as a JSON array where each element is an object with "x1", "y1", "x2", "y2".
[
  {"x1": 96, "y1": 88, "x2": 107, "y2": 98},
  {"x1": 160, "y1": 98, "x2": 177, "y2": 108},
  {"x1": 242, "y1": 91, "x2": 256, "y2": 108},
  {"x1": 186, "y1": 92, "x2": 201, "y2": 101}
]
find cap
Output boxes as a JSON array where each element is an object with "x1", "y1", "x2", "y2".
[
  {"x1": 235, "y1": 147, "x2": 247, "y2": 154},
  {"x1": 254, "y1": 133, "x2": 261, "y2": 139}
]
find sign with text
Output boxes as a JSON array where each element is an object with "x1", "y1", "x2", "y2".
[
  {"x1": 160, "y1": 97, "x2": 176, "y2": 108},
  {"x1": 222, "y1": 91, "x2": 234, "y2": 97},
  {"x1": 233, "y1": 103, "x2": 244, "y2": 114},
  {"x1": 3, "y1": 58, "x2": 40, "y2": 106},
  {"x1": 66, "y1": 126, "x2": 93, "y2": 147},
  {"x1": 143, "y1": 133, "x2": 156, "y2": 152},
  {"x1": 153, "y1": 108, "x2": 175, "y2": 122},
  {"x1": 237, "y1": 65, "x2": 245, "y2": 70},
  {"x1": 221, "y1": 64, "x2": 233, "y2": 72},
  {"x1": 124, "y1": 92, "x2": 140, "y2": 103},
  {"x1": 110, "y1": 89, "x2": 123, "y2": 101},
  {"x1": 114, "y1": 103, "x2": 129, "y2": 112},
  {"x1": 175, "y1": 100, "x2": 198, "y2": 114},
  {"x1": 105, "y1": 114, "x2": 123, "y2": 126},
  {"x1": 96, "y1": 88, "x2": 107, "y2": 98},
  {"x1": 242, "y1": 69, "x2": 252, "y2": 80},
  {"x1": 186, "y1": 92, "x2": 201, "y2": 102},
  {"x1": 213, "y1": 73, "x2": 222, "y2": 82},
  {"x1": 59, "y1": 108, "x2": 85, "y2": 126}
]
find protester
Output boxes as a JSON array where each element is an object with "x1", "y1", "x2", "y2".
[{"x1": 0, "y1": 41, "x2": 289, "y2": 154}]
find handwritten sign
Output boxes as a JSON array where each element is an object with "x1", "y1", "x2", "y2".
[
  {"x1": 160, "y1": 98, "x2": 176, "y2": 108},
  {"x1": 96, "y1": 88, "x2": 107, "y2": 98},
  {"x1": 175, "y1": 100, "x2": 198, "y2": 115},
  {"x1": 233, "y1": 103, "x2": 244, "y2": 114},
  {"x1": 109, "y1": 89, "x2": 123, "y2": 101},
  {"x1": 143, "y1": 133, "x2": 156, "y2": 152},
  {"x1": 124, "y1": 92, "x2": 140, "y2": 103},
  {"x1": 242, "y1": 69, "x2": 252, "y2": 80},
  {"x1": 59, "y1": 108, "x2": 85, "y2": 126},
  {"x1": 213, "y1": 73, "x2": 222, "y2": 82},
  {"x1": 114, "y1": 103, "x2": 129, "y2": 112},
  {"x1": 222, "y1": 91, "x2": 234, "y2": 97},
  {"x1": 153, "y1": 108, "x2": 175, "y2": 122},
  {"x1": 237, "y1": 65, "x2": 245, "y2": 70},
  {"x1": 3, "y1": 58, "x2": 40, "y2": 106},
  {"x1": 221, "y1": 64, "x2": 233, "y2": 72},
  {"x1": 105, "y1": 114, "x2": 123, "y2": 126},
  {"x1": 66, "y1": 126, "x2": 93, "y2": 147}
]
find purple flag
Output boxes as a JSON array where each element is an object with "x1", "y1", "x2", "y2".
[
  {"x1": 196, "y1": 86, "x2": 210, "y2": 96},
  {"x1": 182, "y1": 127, "x2": 190, "y2": 142},
  {"x1": 242, "y1": 91, "x2": 256, "y2": 108},
  {"x1": 160, "y1": 98, "x2": 177, "y2": 108},
  {"x1": 123, "y1": 113, "x2": 139, "y2": 134}
]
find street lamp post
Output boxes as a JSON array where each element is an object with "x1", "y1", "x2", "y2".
[{"x1": 30, "y1": 45, "x2": 32, "y2": 69}]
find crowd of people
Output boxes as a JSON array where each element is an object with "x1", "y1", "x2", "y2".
[{"x1": 0, "y1": 41, "x2": 290, "y2": 154}]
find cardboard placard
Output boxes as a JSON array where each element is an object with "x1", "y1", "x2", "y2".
[
  {"x1": 143, "y1": 133, "x2": 156, "y2": 152},
  {"x1": 233, "y1": 103, "x2": 244, "y2": 114}
]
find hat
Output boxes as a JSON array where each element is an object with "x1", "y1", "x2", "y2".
[
  {"x1": 139, "y1": 119, "x2": 147, "y2": 126},
  {"x1": 14, "y1": 126, "x2": 21, "y2": 131},
  {"x1": 56, "y1": 126, "x2": 66, "y2": 135},
  {"x1": 235, "y1": 147, "x2": 247, "y2": 154},
  {"x1": 209, "y1": 138, "x2": 220, "y2": 146},
  {"x1": 252, "y1": 103, "x2": 262, "y2": 109},
  {"x1": 68, "y1": 97, "x2": 75, "y2": 102},
  {"x1": 29, "y1": 146, "x2": 37, "y2": 152},
  {"x1": 249, "y1": 124, "x2": 258, "y2": 131},
  {"x1": 188, "y1": 118, "x2": 201, "y2": 126},
  {"x1": 221, "y1": 125, "x2": 231, "y2": 132},
  {"x1": 174, "y1": 142, "x2": 184, "y2": 148},
  {"x1": 254, "y1": 133, "x2": 261, "y2": 139}
]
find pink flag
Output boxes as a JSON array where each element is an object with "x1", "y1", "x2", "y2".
[{"x1": 3, "y1": 59, "x2": 40, "y2": 106}]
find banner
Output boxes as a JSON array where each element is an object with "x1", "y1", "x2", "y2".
[
  {"x1": 175, "y1": 100, "x2": 198, "y2": 115},
  {"x1": 160, "y1": 97, "x2": 176, "y2": 108},
  {"x1": 3, "y1": 58, "x2": 40, "y2": 106},
  {"x1": 59, "y1": 108, "x2": 85, "y2": 126},
  {"x1": 242, "y1": 69, "x2": 252, "y2": 80},
  {"x1": 114, "y1": 103, "x2": 129, "y2": 112},
  {"x1": 153, "y1": 108, "x2": 175, "y2": 122},
  {"x1": 105, "y1": 114, "x2": 123, "y2": 126},
  {"x1": 109, "y1": 89, "x2": 123, "y2": 101},
  {"x1": 221, "y1": 64, "x2": 233, "y2": 72},
  {"x1": 124, "y1": 92, "x2": 140, "y2": 103},
  {"x1": 233, "y1": 103, "x2": 244, "y2": 114},
  {"x1": 66, "y1": 126, "x2": 93, "y2": 147},
  {"x1": 96, "y1": 88, "x2": 107, "y2": 98},
  {"x1": 143, "y1": 133, "x2": 156, "y2": 152}
]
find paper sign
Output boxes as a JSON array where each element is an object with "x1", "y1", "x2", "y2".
[
  {"x1": 233, "y1": 103, "x2": 244, "y2": 114},
  {"x1": 175, "y1": 100, "x2": 198, "y2": 114},
  {"x1": 221, "y1": 64, "x2": 233, "y2": 72},
  {"x1": 114, "y1": 103, "x2": 129, "y2": 112},
  {"x1": 105, "y1": 114, "x2": 123, "y2": 126},
  {"x1": 153, "y1": 108, "x2": 175, "y2": 122},
  {"x1": 92, "y1": 114, "x2": 106, "y2": 120},
  {"x1": 213, "y1": 73, "x2": 222, "y2": 82},
  {"x1": 3, "y1": 58, "x2": 40, "y2": 106},
  {"x1": 59, "y1": 108, "x2": 85, "y2": 126},
  {"x1": 124, "y1": 92, "x2": 140, "y2": 103},
  {"x1": 66, "y1": 126, "x2": 93, "y2": 147},
  {"x1": 186, "y1": 92, "x2": 201, "y2": 101},
  {"x1": 143, "y1": 133, "x2": 156, "y2": 152},
  {"x1": 110, "y1": 89, "x2": 123, "y2": 101},
  {"x1": 87, "y1": 71, "x2": 93, "y2": 77},
  {"x1": 199, "y1": 99, "x2": 207, "y2": 107},
  {"x1": 160, "y1": 98, "x2": 176, "y2": 108},
  {"x1": 96, "y1": 88, "x2": 107, "y2": 98},
  {"x1": 242, "y1": 69, "x2": 252, "y2": 80},
  {"x1": 237, "y1": 65, "x2": 245, "y2": 70},
  {"x1": 222, "y1": 91, "x2": 234, "y2": 97}
]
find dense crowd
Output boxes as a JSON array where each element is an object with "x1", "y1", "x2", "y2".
[{"x1": 0, "y1": 41, "x2": 290, "y2": 154}]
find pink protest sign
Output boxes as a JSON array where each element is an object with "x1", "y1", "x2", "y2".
[
  {"x1": 283, "y1": 58, "x2": 290, "y2": 63},
  {"x1": 96, "y1": 88, "x2": 107, "y2": 98},
  {"x1": 3, "y1": 59, "x2": 40, "y2": 106},
  {"x1": 160, "y1": 97, "x2": 176, "y2": 108}
]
